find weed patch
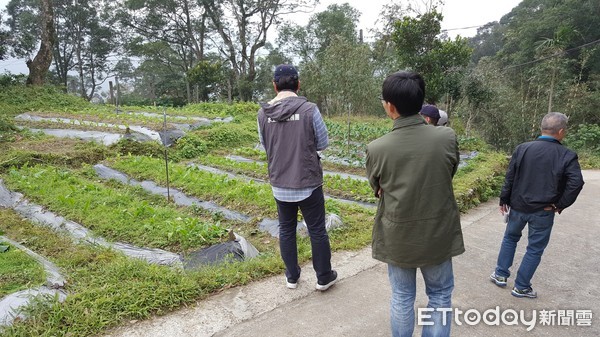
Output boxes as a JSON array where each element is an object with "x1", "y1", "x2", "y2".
[{"x1": 0, "y1": 138, "x2": 110, "y2": 173}]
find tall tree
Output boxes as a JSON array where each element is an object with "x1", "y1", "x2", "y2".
[
  {"x1": 201, "y1": 0, "x2": 318, "y2": 101},
  {"x1": 466, "y1": 0, "x2": 600, "y2": 136},
  {"x1": 496, "y1": 0, "x2": 600, "y2": 80},
  {"x1": 469, "y1": 22, "x2": 504, "y2": 64},
  {"x1": 10, "y1": 0, "x2": 55, "y2": 85},
  {"x1": 392, "y1": 10, "x2": 472, "y2": 104},
  {"x1": 8, "y1": 0, "x2": 114, "y2": 93},
  {"x1": 370, "y1": 1, "x2": 409, "y2": 78},
  {"x1": 186, "y1": 54, "x2": 224, "y2": 102},
  {"x1": 276, "y1": 4, "x2": 370, "y2": 115},
  {"x1": 26, "y1": 0, "x2": 54, "y2": 85},
  {"x1": 0, "y1": 13, "x2": 9, "y2": 60},
  {"x1": 278, "y1": 3, "x2": 360, "y2": 63},
  {"x1": 50, "y1": 0, "x2": 113, "y2": 97},
  {"x1": 116, "y1": 0, "x2": 208, "y2": 103},
  {"x1": 120, "y1": 42, "x2": 189, "y2": 106},
  {"x1": 308, "y1": 36, "x2": 378, "y2": 115}
]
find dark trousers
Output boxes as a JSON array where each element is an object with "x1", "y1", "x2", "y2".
[{"x1": 275, "y1": 186, "x2": 332, "y2": 282}]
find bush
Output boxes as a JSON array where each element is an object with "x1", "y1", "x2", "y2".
[
  {"x1": 0, "y1": 73, "x2": 27, "y2": 87},
  {"x1": 458, "y1": 136, "x2": 488, "y2": 152},
  {"x1": 175, "y1": 133, "x2": 209, "y2": 159},
  {"x1": 110, "y1": 139, "x2": 166, "y2": 158},
  {"x1": 180, "y1": 102, "x2": 258, "y2": 120},
  {"x1": 564, "y1": 123, "x2": 600, "y2": 152}
]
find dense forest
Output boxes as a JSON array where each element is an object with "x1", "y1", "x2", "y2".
[{"x1": 0, "y1": 0, "x2": 599, "y2": 152}]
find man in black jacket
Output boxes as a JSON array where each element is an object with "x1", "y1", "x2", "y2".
[{"x1": 490, "y1": 112, "x2": 584, "y2": 298}]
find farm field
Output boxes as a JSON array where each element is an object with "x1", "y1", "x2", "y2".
[{"x1": 0, "y1": 94, "x2": 507, "y2": 336}]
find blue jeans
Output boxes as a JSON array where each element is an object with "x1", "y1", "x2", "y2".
[
  {"x1": 495, "y1": 208, "x2": 555, "y2": 290},
  {"x1": 388, "y1": 259, "x2": 454, "y2": 337}
]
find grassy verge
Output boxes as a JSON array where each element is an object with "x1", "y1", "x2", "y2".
[
  {"x1": 0, "y1": 85, "x2": 89, "y2": 116},
  {"x1": 3, "y1": 165, "x2": 228, "y2": 252},
  {"x1": 577, "y1": 151, "x2": 600, "y2": 169},
  {"x1": 453, "y1": 151, "x2": 508, "y2": 212}
]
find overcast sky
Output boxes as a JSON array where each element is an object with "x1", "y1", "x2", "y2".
[
  {"x1": 286, "y1": 0, "x2": 522, "y2": 39},
  {"x1": 0, "y1": 0, "x2": 522, "y2": 74}
]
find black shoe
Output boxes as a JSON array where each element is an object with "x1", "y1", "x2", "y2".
[{"x1": 316, "y1": 270, "x2": 337, "y2": 291}]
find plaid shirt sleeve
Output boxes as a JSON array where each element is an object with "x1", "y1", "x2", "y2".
[
  {"x1": 312, "y1": 106, "x2": 329, "y2": 151},
  {"x1": 257, "y1": 118, "x2": 264, "y2": 146}
]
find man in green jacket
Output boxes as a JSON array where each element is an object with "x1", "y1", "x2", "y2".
[{"x1": 366, "y1": 71, "x2": 465, "y2": 337}]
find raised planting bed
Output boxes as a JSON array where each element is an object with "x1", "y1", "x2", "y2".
[
  {"x1": 0, "y1": 241, "x2": 46, "y2": 298},
  {"x1": 230, "y1": 146, "x2": 368, "y2": 176},
  {"x1": 105, "y1": 156, "x2": 379, "y2": 248},
  {"x1": 0, "y1": 208, "x2": 282, "y2": 336},
  {"x1": 194, "y1": 154, "x2": 377, "y2": 203},
  {"x1": 108, "y1": 156, "x2": 280, "y2": 219},
  {"x1": 0, "y1": 235, "x2": 68, "y2": 327},
  {"x1": 3, "y1": 165, "x2": 228, "y2": 252}
]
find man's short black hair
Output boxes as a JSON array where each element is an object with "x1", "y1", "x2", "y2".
[
  {"x1": 274, "y1": 75, "x2": 299, "y2": 92},
  {"x1": 381, "y1": 71, "x2": 425, "y2": 116}
]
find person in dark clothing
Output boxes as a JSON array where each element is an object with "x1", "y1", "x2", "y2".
[
  {"x1": 490, "y1": 112, "x2": 584, "y2": 298},
  {"x1": 419, "y1": 104, "x2": 441, "y2": 126},
  {"x1": 257, "y1": 64, "x2": 337, "y2": 291}
]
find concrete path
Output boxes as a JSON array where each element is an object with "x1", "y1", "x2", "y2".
[{"x1": 105, "y1": 170, "x2": 600, "y2": 337}]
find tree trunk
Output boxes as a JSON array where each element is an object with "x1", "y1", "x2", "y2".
[
  {"x1": 26, "y1": 0, "x2": 55, "y2": 86},
  {"x1": 548, "y1": 66, "x2": 556, "y2": 113},
  {"x1": 186, "y1": 81, "x2": 191, "y2": 104}
]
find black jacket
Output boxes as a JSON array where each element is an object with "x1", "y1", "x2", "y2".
[{"x1": 500, "y1": 137, "x2": 584, "y2": 213}]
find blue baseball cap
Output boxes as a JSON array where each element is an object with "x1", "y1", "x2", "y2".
[
  {"x1": 420, "y1": 105, "x2": 440, "y2": 119},
  {"x1": 273, "y1": 64, "x2": 298, "y2": 81}
]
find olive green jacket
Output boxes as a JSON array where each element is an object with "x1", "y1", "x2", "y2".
[{"x1": 366, "y1": 114, "x2": 464, "y2": 268}]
